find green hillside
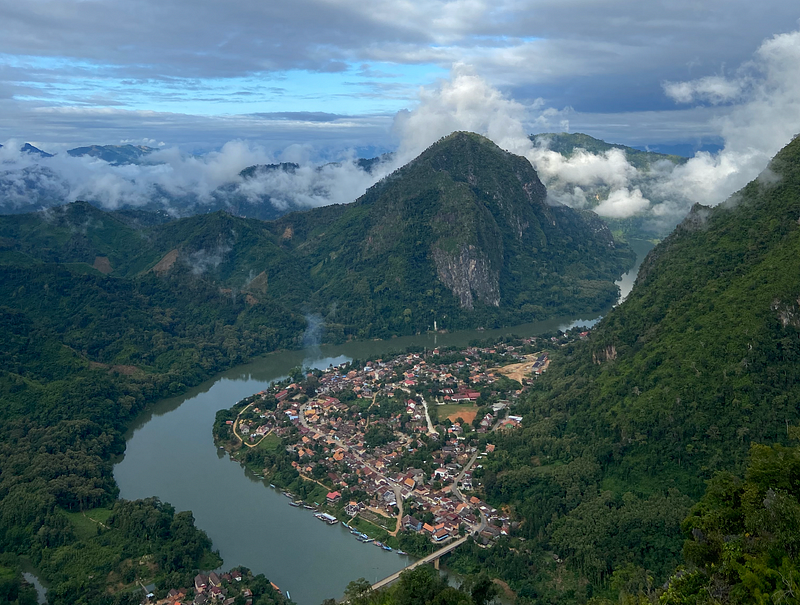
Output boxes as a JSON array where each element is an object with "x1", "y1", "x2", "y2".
[
  {"x1": 271, "y1": 132, "x2": 634, "y2": 338},
  {"x1": 531, "y1": 132, "x2": 687, "y2": 170},
  {"x1": 0, "y1": 132, "x2": 634, "y2": 603},
  {"x1": 460, "y1": 136, "x2": 800, "y2": 602}
]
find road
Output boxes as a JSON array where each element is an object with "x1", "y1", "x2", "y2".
[
  {"x1": 370, "y1": 536, "x2": 469, "y2": 591},
  {"x1": 299, "y1": 403, "x2": 405, "y2": 534},
  {"x1": 418, "y1": 394, "x2": 438, "y2": 436},
  {"x1": 449, "y1": 449, "x2": 487, "y2": 533},
  {"x1": 231, "y1": 399, "x2": 275, "y2": 449}
]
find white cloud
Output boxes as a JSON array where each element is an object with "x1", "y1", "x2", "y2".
[
  {"x1": 663, "y1": 75, "x2": 745, "y2": 105},
  {"x1": 594, "y1": 187, "x2": 649, "y2": 218}
]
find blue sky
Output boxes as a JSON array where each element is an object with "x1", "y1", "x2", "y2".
[{"x1": 0, "y1": 0, "x2": 799, "y2": 154}]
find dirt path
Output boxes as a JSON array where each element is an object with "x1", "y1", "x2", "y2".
[
  {"x1": 83, "y1": 512, "x2": 108, "y2": 529},
  {"x1": 492, "y1": 578, "x2": 516, "y2": 600},
  {"x1": 297, "y1": 473, "x2": 332, "y2": 492},
  {"x1": 232, "y1": 400, "x2": 275, "y2": 448},
  {"x1": 491, "y1": 354, "x2": 545, "y2": 383}
]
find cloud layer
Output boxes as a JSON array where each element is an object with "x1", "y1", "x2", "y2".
[{"x1": 2, "y1": 26, "x2": 800, "y2": 235}]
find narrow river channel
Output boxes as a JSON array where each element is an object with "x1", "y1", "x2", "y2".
[{"x1": 113, "y1": 241, "x2": 652, "y2": 605}]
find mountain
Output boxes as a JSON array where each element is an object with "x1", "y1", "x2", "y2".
[
  {"x1": 268, "y1": 132, "x2": 634, "y2": 337},
  {"x1": 19, "y1": 143, "x2": 54, "y2": 158},
  {"x1": 531, "y1": 132, "x2": 689, "y2": 239},
  {"x1": 0, "y1": 142, "x2": 54, "y2": 157},
  {"x1": 460, "y1": 135, "x2": 800, "y2": 602},
  {"x1": 531, "y1": 132, "x2": 687, "y2": 170},
  {"x1": 0, "y1": 133, "x2": 634, "y2": 339},
  {"x1": 66, "y1": 143, "x2": 155, "y2": 165}
]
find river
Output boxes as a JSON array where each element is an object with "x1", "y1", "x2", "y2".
[{"x1": 113, "y1": 240, "x2": 652, "y2": 605}]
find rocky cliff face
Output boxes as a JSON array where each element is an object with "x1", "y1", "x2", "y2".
[{"x1": 431, "y1": 244, "x2": 500, "y2": 309}]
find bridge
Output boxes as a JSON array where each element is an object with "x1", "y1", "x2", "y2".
[{"x1": 371, "y1": 536, "x2": 469, "y2": 591}]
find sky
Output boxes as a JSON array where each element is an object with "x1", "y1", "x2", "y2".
[
  {"x1": 1, "y1": 1, "x2": 800, "y2": 229},
  {"x1": 0, "y1": 0, "x2": 797, "y2": 153}
]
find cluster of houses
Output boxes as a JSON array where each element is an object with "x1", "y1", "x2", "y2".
[
  {"x1": 226, "y1": 338, "x2": 554, "y2": 544},
  {"x1": 143, "y1": 568, "x2": 282, "y2": 605}
]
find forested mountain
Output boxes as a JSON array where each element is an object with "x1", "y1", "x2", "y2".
[
  {"x1": 461, "y1": 135, "x2": 800, "y2": 603},
  {"x1": 530, "y1": 132, "x2": 686, "y2": 170},
  {"x1": 0, "y1": 132, "x2": 632, "y2": 603},
  {"x1": 0, "y1": 133, "x2": 634, "y2": 339},
  {"x1": 270, "y1": 132, "x2": 634, "y2": 337}
]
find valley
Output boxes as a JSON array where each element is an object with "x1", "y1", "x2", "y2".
[{"x1": 3, "y1": 130, "x2": 800, "y2": 605}]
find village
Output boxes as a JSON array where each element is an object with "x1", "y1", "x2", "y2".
[
  {"x1": 141, "y1": 566, "x2": 290, "y2": 605},
  {"x1": 215, "y1": 333, "x2": 576, "y2": 555}
]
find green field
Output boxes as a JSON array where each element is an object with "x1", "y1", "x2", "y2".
[
  {"x1": 256, "y1": 432, "x2": 282, "y2": 452},
  {"x1": 63, "y1": 507, "x2": 114, "y2": 540},
  {"x1": 435, "y1": 403, "x2": 477, "y2": 423}
]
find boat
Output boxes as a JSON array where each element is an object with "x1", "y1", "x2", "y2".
[
  {"x1": 350, "y1": 528, "x2": 360, "y2": 535},
  {"x1": 342, "y1": 522, "x2": 350, "y2": 529},
  {"x1": 314, "y1": 512, "x2": 338, "y2": 525},
  {"x1": 373, "y1": 541, "x2": 384, "y2": 547},
  {"x1": 269, "y1": 483, "x2": 276, "y2": 488},
  {"x1": 286, "y1": 591, "x2": 290, "y2": 600},
  {"x1": 382, "y1": 545, "x2": 392, "y2": 551},
  {"x1": 288, "y1": 501, "x2": 300, "y2": 507},
  {"x1": 283, "y1": 491, "x2": 293, "y2": 498},
  {"x1": 303, "y1": 504, "x2": 316, "y2": 510},
  {"x1": 397, "y1": 550, "x2": 407, "y2": 555}
]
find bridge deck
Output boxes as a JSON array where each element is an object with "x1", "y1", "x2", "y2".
[{"x1": 371, "y1": 536, "x2": 469, "y2": 591}]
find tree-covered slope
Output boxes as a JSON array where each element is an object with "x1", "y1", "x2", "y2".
[
  {"x1": 271, "y1": 132, "x2": 635, "y2": 337},
  {"x1": 470, "y1": 135, "x2": 800, "y2": 601},
  {"x1": 531, "y1": 132, "x2": 687, "y2": 170}
]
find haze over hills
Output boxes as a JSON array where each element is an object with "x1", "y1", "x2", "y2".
[
  {"x1": 0, "y1": 133, "x2": 634, "y2": 339},
  {"x1": 0, "y1": 133, "x2": 711, "y2": 239}
]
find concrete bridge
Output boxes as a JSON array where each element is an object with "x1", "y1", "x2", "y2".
[{"x1": 371, "y1": 536, "x2": 469, "y2": 591}]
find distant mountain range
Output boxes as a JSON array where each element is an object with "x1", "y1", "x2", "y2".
[
  {"x1": 0, "y1": 135, "x2": 702, "y2": 238},
  {"x1": 0, "y1": 132, "x2": 634, "y2": 338},
  {"x1": 66, "y1": 144, "x2": 156, "y2": 165}
]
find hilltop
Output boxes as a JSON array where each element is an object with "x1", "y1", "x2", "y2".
[{"x1": 270, "y1": 132, "x2": 634, "y2": 336}]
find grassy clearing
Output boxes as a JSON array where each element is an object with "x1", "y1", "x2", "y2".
[
  {"x1": 256, "y1": 432, "x2": 281, "y2": 452},
  {"x1": 350, "y1": 515, "x2": 390, "y2": 542},
  {"x1": 436, "y1": 403, "x2": 478, "y2": 423},
  {"x1": 63, "y1": 507, "x2": 114, "y2": 539}
]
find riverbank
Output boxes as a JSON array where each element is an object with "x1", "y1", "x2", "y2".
[{"x1": 112, "y1": 240, "x2": 653, "y2": 605}]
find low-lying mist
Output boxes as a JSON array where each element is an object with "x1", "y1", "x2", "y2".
[{"x1": 2, "y1": 28, "x2": 799, "y2": 235}]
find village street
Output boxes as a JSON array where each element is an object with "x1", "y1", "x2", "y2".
[{"x1": 299, "y1": 402, "x2": 405, "y2": 534}]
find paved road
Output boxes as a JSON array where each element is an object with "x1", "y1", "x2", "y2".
[
  {"x1": 371, "y1": 536, "x2": 469, "y2": 591},
  {"x1": 418, "y1": 394, "x2": 438, "y2": 435}
]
